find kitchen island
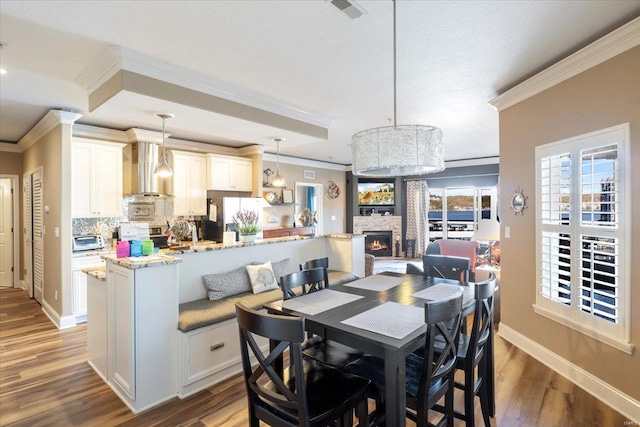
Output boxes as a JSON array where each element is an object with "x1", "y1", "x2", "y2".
[{"x1": 94, "y1": 234, "x2": 365, "y2": 411}]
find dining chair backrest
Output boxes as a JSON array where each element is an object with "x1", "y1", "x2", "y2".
[
  {"x1": 280, "y1": 267, "x2": 328, "y2": 300},
  {"x1": 236, "y1": 302, "x2": 371, "y2": 427},
  {"x1": 235, "y1": 303, "x2": 310, "y2": 425},
  {"x1": 467, "y1": 272, "x2": 496, "y2": 365},
  {"x1": 422, "y1": 254, "x2": 471, "y2": 282},
  {"x1": 299, "y1": 257, "x2": 329, "y2": 271},
  {"x1": 420, "y1": 291, "x2": 464, "y2": 402}
]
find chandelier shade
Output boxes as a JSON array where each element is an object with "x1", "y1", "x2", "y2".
[
  {"x1": 351, "y1": 0, "x2": 445, "y2": 177},
  {"x1": 351, "y1": 124, "x2": 444, "y2": 176}
]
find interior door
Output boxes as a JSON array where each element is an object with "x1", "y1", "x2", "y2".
[
  {"x1": 32, "y1": 169, "x2": 44, "y2": 304},
  {"x1": 0, "y1": 178, "x2": 13, "y2": 287}
]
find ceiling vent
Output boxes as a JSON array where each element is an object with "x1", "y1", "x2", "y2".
[{"x1": 328, "y1": 0, "x2": 367, "y2": 20}]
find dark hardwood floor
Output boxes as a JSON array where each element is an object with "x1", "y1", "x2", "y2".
[{"x1": 0, "y1": 287, "x2": 630, "y2": 426}]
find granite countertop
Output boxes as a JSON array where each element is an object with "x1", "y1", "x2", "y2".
[
  {"x1": 160, "y1": 234, "x2": 315, "y2": 254},
  {"x1": 82, "y1": 266, "x2": 107, "y2": 281},
  {"x1": 101, "y1": 254, "x2": 183, "y2": 269}
]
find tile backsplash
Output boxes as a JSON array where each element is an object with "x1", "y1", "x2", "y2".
[{"x1": 72, "y1": 217, "x2": 122, "y2": 243}]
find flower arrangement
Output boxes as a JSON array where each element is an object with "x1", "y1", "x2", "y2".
[{"x1": 232, "y1": 209, "x2": 261, "y2": 236}]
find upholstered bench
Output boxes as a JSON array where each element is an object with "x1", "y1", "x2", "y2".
[
  {"x1": 177, "y1": 258, "x2": 298, "y2": 398},
  {"x1": 178, "y1": 288, "x2": 282, "y2": 332}
]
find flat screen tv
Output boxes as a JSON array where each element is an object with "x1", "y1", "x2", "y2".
[{"x1": 358, "y1": 182, "x2": 395, "y2": 205}]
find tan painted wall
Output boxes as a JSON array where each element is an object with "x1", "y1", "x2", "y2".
[
  {"x1": 22, "y1": 124, "x2": 73, "y2": 318},
  {"x1": 263, "y1": 160, "x2": 346, "y2": 234},
  {"x1": 499, "y1": 46, "x2": 639, "y2": 400},
  {"x1": 0, "y1": 151, "x2": 24, "y2": 283}
]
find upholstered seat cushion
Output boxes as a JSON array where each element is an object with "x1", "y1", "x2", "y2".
[
  {"x1": 178, "y1": 288, "x2": 282, "y2": 332},
  {"x1": 263, "y1": 358, "x2": 370, "y2": 423}
]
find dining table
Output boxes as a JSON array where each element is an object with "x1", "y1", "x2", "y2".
[{"x1": 264, "y1": 271, "x2": 495, "y2": 427}]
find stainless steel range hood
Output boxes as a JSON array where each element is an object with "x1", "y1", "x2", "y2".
[
  {"x1": 123, "y1": 140, "x2": 174, "y2": 222},
  {"x1": 126, "y1": 141, "x2": 170, "y2": 197}
]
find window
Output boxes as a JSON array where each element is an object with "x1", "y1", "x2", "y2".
[
  {"x1": 534, "y1": 124, "x2": 631, "y2": 353},
  {"x1": 428, "y1": 187, "x2": 497, "y2": 242}
]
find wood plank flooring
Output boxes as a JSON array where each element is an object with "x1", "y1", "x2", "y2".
[{"x1": 0, "y1": 287, "x2": 630, "y2": 426}]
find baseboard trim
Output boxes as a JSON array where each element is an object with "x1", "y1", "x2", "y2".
[
  {"x1": 41, "y1": 300, "x2": 77, "y2": 330},
  {"x1": 499, "y1": 323, "x2": 639, "y2": 423}
]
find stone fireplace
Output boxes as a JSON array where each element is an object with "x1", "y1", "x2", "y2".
[
  {"x1": 353, "y1": 215, "x2": 402, "y2": 257},
  {"x1": 364, "y1": 230, "x2": 392, "y2": 256}
]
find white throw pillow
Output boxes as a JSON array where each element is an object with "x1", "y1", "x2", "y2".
[{"x1": 246, "y1": 261, "x2": 279, "y2": 294}]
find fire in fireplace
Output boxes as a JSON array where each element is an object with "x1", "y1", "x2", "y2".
[{"x1": 364, "y1": 231, "x2": 393, "y2": 257}]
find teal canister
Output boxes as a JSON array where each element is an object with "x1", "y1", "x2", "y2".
[
  {"x1": 130, "y1": 240, "x2": 143, "y2": 257},
  {"x1": 142, "y1": 239, "x2": 154, "y2": 255}
]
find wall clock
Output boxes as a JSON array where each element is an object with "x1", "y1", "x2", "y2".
[{"x1": 510, "y1": 187, "x2": 528, "y2": 215}]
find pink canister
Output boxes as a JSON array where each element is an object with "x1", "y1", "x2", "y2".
[{"x1": 116, "y1": 240, "x2": 130, "y2": 258}]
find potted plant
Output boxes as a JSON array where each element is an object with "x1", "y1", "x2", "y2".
[{"x1": 232, "y1": 209, "x2": 261, "y2": 243}]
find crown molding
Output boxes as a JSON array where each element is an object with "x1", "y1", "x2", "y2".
[
  {"x1": 238, "y1": 145, "x2": 265, "y2": 156},
  {"x1": 163, "y1": 138, "x2": 240, "y2": 156},
  {"x1": 263, "y1": 153, "x2": 349, "y2": 171},
  {"x1": 444, "y1": 156, "x2": 500, "y2": 168},
  {"x1": 72, "y1": 123, "x2": 129, "y2": 143},
  {"x1": 0, "y1": 142, "x2": 22, "y2": 153},
  {"x1": 125, "y1": 128, "x2": 165, "y2": 144},
  {"x1": 76, "y1": 46, "x2": 122, "y2": 94},
  {"x1": 19, "y1": 110, "x2": 83, "y2": 151},
  {"x1": 77, "y1": 46, "x2": 334, "y2": 129},
  {"x1": 490, "y1": 17, "x2": 640, "y2": 112}
]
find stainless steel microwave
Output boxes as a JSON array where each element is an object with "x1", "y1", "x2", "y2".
[{"x1": 72, "y1": 234, "x2": 105, "y2": 252}]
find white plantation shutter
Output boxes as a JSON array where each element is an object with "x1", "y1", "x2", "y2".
[{"x1": 535, "y1": 124, "x2": 630, "y2": 352}]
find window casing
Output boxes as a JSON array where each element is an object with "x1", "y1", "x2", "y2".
[{"x1": 534, "y1": 124, "x2": 631, "y2": 354}]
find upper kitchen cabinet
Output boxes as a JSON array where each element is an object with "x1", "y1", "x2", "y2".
[
  {"x1": 207, "y1": 154, "x2": 253, "y2": 192},
  {"x1": 169, "y1": 151, "x2": 207, "y2": 216},
  {"x1": 72, "y1": 139, "x2": 125, "y2": 218}
]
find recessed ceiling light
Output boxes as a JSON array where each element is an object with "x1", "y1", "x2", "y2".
[{"x1": 0, "y1": 68, "x2": 7, "y2": 75}]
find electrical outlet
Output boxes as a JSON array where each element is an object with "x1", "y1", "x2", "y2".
[
  {"x1": 54, "y1": 290, "x2": 58, "y2": 301},
  {"x1": 331, "y1": 215, "x2": 336, "y2": 221}
]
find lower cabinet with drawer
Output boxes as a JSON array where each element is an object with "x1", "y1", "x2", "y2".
[{"x1": 177, "y1": 317, "x2": 269, "y2": 398}]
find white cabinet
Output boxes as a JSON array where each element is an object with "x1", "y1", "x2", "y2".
[
  {"x1": 105, "y1": 261, "x2": 179, "y2": 413},
  {"x1": 71, "y1": 255, "x2": 105, "y2": 323},
  {"x1": 169, "y1": 151, "x2": 207, "y2": 216},
  {"x1": 72, "y1": 139, "x2": 125, "y2": 218},
  {"x1": 87, "y1": 274, "x2": 108, "y2": 380},
  {"x1": 207, "y1": 154, "x2": 253, "y2": 192}
]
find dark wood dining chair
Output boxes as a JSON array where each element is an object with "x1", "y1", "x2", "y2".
[
  {"x1": 235, "y1": 303, "x2": 371, "y2": 427},
  {"x1": 422, "y1": 254, "x2": 472, "y2": 282},
  {"x1": 345, "y1": 291, "x2": 464, "y2": 427},
  {"x1": 280, "y1": 267, "x2": 328, "y2": 300},
  {"x1": 442, "y1": 272, "x2": 496, "y2": 427},
  {"x1": 280, "y1": 267, "x2": 363, "y2": 369},
  {"x1": 300, "y1": 257, "x2": 360, "y2": 286}
]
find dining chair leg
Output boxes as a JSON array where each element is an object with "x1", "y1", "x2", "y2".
[
  {"x1": 464, "y1": 365, "x2": 475, "y2": 427},
  {"x1": 446, "y1": 372, "x2": 456, "y2": 427},
  {"x1": 355, "y1": 400, "x2": 370, "y2": 427},
  {"x1": 478, "y1": 356, "x2": 491, "y2": 427}
]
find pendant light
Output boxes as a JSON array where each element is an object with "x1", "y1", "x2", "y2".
[
  {"x1": 351, "y1": 0, "x2": 445, "y2": 177},
  {"x1": 154, "y1": 112, "x2": 174, "y2": 177},
  {"x1": 271, "y1": 138, "x2": 286, "y2": 187}
]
